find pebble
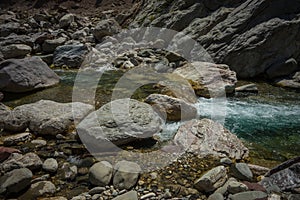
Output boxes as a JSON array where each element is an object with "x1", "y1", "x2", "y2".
[
  {"x1": 31, "y1": 139, "x2": 47, "y2": 146},
  {"x1": 141, "y1": 192, "x2": 156, "y2": 199},
  {"x1": 43, "y1": 158, "x2": 58, "y2": 173}
]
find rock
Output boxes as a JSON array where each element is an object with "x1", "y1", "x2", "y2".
[
  {"x1": 113, "y1": 160, "x2": 141, "y2": 190},
  {"x1": 155, "y1": 73, "x2": 198, "y2": 104},
  {"x1": 59, "y1": 14, "x2": 75, "y2": 28},
  {"x1": 214, "y1": 177, "x2": 237, "y2": 195},
  {"x1": 53, "y1": 44, "x2": 89, "y2": 68},
  {"x1": 235, "y1": 84, "x2": 258, "y2": 93},
  {"x1": 39, "y1": 54, "x2": 54, "y2": 65},
  {"x1": 31, "y1": 139, "x2": 47, "y2": 147},
  {"x1": 2, "y1": 100, "x2": 93, "y2": 135},
  {"x1": 60, "y1": 162, "x2": 77, "y2": 181},
  {"x1": 144, "y1": 94, "x2": 197, "y2": 121},
  {"x1": 227, "y1": 181, "x2": 248, "y2": 194},
  {"x1": 260, "y1": 156, "x2": 300, "y2": 192},
  {"x1": 266, "y1": 58, "x2": 299, "y2": 79},
  {"x1": 0, "y1": 57, "x2": 60, "y2": 93},
  {"x1": 0, "y1": 34, "x2": 34, "y2": 47},
  {"x1": 0, "y1": 22, "x2": 21, "y2": 37},
  {"x1": 112, "y1": 191, "x2": 138, "y2": 200},
  {"x1": 0, "y1": 44, "x2": 32, "y2": 59},
  {"x1": 174, "y1": 119, "x2": 249, "y2": 160},
  {"x1": 42, "y1": 37, "x2": 67, "y2": 53},
  {"x1": 220, "y1": 157, "x2": 233, "y2": 165},
  {"x1": 194, "y1": 166, "x2": 227, "y2": 193},
  {"x1": 77, "y1": 98, "x2": 162, "y2": 149},
  {"x1": 242, "y1": 181, "x2": 267, "y2": 192},
  {"x1": 165, "y1": 51, "x2": 185, "y2": 63},
  {"x1": 19, "y1": 181, "x2": 56, "y2": 199},
  {"x1": 231, "y1": 163, "x2": 253, "y2": 181},
  {"x1": 0, "y1": 152, "x2": 43, "y2": 172},
  {"x1": 3, "y1": 132, "x2": 31, "y2": 146},
  {"x1": 248, "y1": 164, "x2": 270, "y2": 177},
  {"x1": 0, "y1": 146, "x2": 20, "y2": 162},
  {"x1": 173, "y1": 62, "x2": 237, "y2": 98},
  {"x1": 0, "y1": 168, "x2": 33, "y2": 195},
  {"x1": 39, "y1": 197, "x2": 67, "y2": 200},
  {"x1": 88, "y1": 187, "x2": 106, "y2": 195},
  {"x1": 93, "y1": 19, "x2": 121, "y2": 41},
  {"x1": 229, "y1": 191, "x2": 268, "y2": 200},
  {"x1": 89, "y1": 161, "x2": 113, "y2": 186},
  {"x1": 208, "y1": 193, "x2": 224, "y2": 200},
  {"x1": 275, "y1": 72, "x2": 300, "y2": 89},
  {"x1": 43, "y1": 158, "x2": 58, "y2": 173},
  {"x1": 141, "y1": 192, "x2": 156, "y2": 200}
]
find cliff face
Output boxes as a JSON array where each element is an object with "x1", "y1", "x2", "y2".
[{"x1": 130, "y1": 0, "x2": 300, "y2": 79}]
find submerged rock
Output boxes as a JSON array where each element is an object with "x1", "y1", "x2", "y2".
[
  {"x1": 173, "y1": 119, "x2": 249, "y2": 160},
  {"x1": 0, "y1": 57, "x2": 60, "y2": 93}
]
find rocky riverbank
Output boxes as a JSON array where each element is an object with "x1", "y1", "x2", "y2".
[{"x1": 0, "y1": 0, "x2": 300, "y2": 199}]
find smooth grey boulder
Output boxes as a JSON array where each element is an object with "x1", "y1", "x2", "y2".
[
  {"x1": 1, "y1": 100, "x2": 93, "y2": 135},
  {"x1": 53, "y1": 44, "x2": 89, "y2": 68},
  {"x1": 0, "y1": 168, "x2": 33, "y2": 195},
  {"x1": 173, "y1": 62, "x2": 237, "y2": 98},
  {"x1": 231, "y1": 163, "x2": 253, "y2": 181},
  {"x1": 77, "y1": 98, "x2": 162, "y2": 150},
  {"x1": 93, "y1": 19, "x2": 121, "y2": 41},
  {"x1": 89, "y1": 161, "x2": 113, "y2": 186},
  {"x1": 174, "y1": 119, "x2": 249, "y2": 160},
  {"x1": 144, "y1": 94, "x2": 197, "y2": 121},
  {"x1": 113, "y1": 160, "x2": 141, "y2": 190},
  {"x1": 0, "y1": 44, "x2": 31, "y2": 59},
  {"x1": 0, "y1": 57, "x2": 60, "y2": 93},
  {"x1": 194, "y1": 166, "x2": 227, "y2": 193},
  {"x1": 227, "y1": 181, "x2": 248, "y2": 194}
]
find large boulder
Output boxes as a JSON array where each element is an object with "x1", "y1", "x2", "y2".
[
  {"x1": 173, "y1": 119, "x2": 249, "y2": 160},
  {"x1": 0, "y1": 168, "x2": 33, "y2": 195},
  {"x1": 93, "y1": 19, "x2": 121, "y2": 41},
  {"x1": 260, "y1": 156, "x2": 300, "y2": 192},
  {"x1": 132, "y1": 0, "x2": 300, "y2": 79},
  {"x1": 145, "y1": 94, "x2": 197, "y2": 121},
  {"x1": 77, "y1": 98, "x2": 162, "y2": 150},
  {"x1": 173, "y1": 62, "x2": 237, "y2": 98},
  {"x1": 1, "y1": 100, "x2": 93, "y2": 135},
  {"x1": 53, "y1": 44, "x2": 89, "y2": 68},
  {"x1": 0, "y1": 57, "x2": 60, "y2": 93}
]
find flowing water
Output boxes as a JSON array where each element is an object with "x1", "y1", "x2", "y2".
[{"x1": 3, "y1": 70, "x2": 300, "y2": 163}]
